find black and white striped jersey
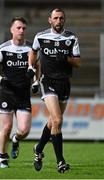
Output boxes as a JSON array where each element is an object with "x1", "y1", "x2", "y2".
[
  {"x1": 0, "y1": 40, "x2": 32, "y2": 87},
  {"x1": 32, "y1": 28, "x2": 80, "y2": 79}
]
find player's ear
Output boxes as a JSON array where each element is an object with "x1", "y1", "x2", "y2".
[
  {"x1": 48, "y1": 17, "x2": 51, "y2": 25},
  {"x1": 10, "y1": 26, "x2": 13, "y2": 34}
]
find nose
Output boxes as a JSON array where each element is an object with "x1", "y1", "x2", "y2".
[
  {"x1": 57, "y1": 17, "x2": 61, "y2": 22},
  {"x1": 57, "y1": 17, "x2": 63, "y2": 23},
  {"x1": 20, "y1": 27, "x2": 25, "y2": 33}
]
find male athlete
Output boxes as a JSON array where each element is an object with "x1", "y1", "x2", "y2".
[
  {"x1": 0, "y1": 17, "x2": 37, "y2": 168},
  {"x1": 28, "y1": 8, "x2": 81, "y2": 173}
]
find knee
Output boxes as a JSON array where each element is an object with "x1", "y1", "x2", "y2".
[
  {"x1": 47, "y1": 123, "x2": 52, "y2": 130},
  {"x1": 2, "y1": 123, "x2": 12, "y2": 137},
  {"x1": 52, "y1": 114, "x2": 63, "y2": 129},
  {"x1": 47, "y1": 119, "x2": 52, "y2": 129},
  {"x1": 17, "y1": 128, "x2": 30, "y2": 139}
]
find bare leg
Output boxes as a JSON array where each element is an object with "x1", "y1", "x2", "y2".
[
  {"x1": 0, "y1": 113, "x2": 13, "y2": 154},
  {"x1": 11, "y1": 110, "x2": 31, "y2": 159},
  {"x1": 0, "y1": 113, "x2": 13, "y2": 168}
]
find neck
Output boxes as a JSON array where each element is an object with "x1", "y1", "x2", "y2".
[{"x1": 12, "y1": 39, "x2": 25, "y2": 46}]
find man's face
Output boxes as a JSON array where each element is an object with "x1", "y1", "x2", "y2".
[
  {"x1": 48, "y1": 10, "x2": 65, "y2": 33},
  {"x1": 10, "y1": 20, "x2": 27, "y2": 41}
]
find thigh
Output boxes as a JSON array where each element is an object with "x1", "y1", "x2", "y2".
[
  {"x1": 59, "y1": 102, "x2": 67, "y2": 114},
  {"x1": 0, "y1": 113, "x2": 13, "y2": 130},
  {"x1": 44, "y1": 95, "x2": 61, "y2": 119},
  {"x1": 16, "y1": 110, "x2": 31, "y2": 131}
]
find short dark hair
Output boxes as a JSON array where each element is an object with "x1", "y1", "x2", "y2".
[
  {"x1": 10, "y1": 16, "x2": 27, "y2": 27},
  {"x1": 49, "y1": 8, "x2": 65, "y2": 18}
]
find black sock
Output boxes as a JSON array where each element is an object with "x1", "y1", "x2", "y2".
[
  {"x1": 51, "y1": 133, "x2": 64, "y2": 164},
  {"x1": 36, "y1": 124, "x2": 51, "y2": 153},
  {"x1": 0, "y1": 153, "x2": 9, "y2": 158}
]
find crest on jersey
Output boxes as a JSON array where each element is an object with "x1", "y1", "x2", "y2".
[
  {"x1": 2, "y1": 102, "x2": 8, "y2": 108},
  {"x1": 65, "y1": 40, "x2": 71, "y2": 46}
]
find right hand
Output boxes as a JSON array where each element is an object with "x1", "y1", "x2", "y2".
[{"x1": 0, "y1": 75, "x2": 9, "y2": 86}]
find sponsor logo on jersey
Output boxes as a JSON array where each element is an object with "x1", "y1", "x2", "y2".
[
  {"x1": 6, "y1": 52, "x2": 13, "y2": 56},
  {"x1": 7, "y1": 60, "x2": 28, "y2": 67},
  {"x1": 43, "y1": 40, "x2": 50, "y2": 43},
  {"x1": 44, "y1": 48, "x2": 69, "y2": 55}
]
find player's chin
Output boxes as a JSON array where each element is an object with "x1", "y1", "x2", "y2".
[
  {"x1": 18, "y1": 36, "x2": 24, "y2": 41},
  {"x1": 18, "y1": 34, "x2": 24, "y2": 38},
  {"x1": 55, "y1": 27, "x2": 62, "y2": 33},
  {"x1": 55, "y1": 24, "x2": 63, "y2": 31}
]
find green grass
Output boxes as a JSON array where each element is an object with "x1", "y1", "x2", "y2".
[{"x1": 0, "y1": 141, "x2": 104, "y2": 179}]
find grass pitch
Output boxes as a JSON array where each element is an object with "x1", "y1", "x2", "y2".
[{"x1": 0, "y1": 141, "x2": 104, "y2": 179}]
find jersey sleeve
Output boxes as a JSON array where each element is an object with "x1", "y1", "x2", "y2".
[
  {"x1": 72, "y1": 37, "x2": 80, "y2": 57},
  {"x1": 32, "y1": 34, "x2": 40, "y2": 51},
  {"x1": 0, "y1": 51, "x2": 3, "y2": 62}
]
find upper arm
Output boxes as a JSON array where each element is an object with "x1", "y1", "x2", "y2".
[
  {"x1": 32, "y1": 34, "x2": 40, "y2": 51},
  {"x1": 28, "y1": 34, "x2": 40, "y2": 66},
  {"x1": 71, "y1": 36, "x2": 81, "y2": 68},
  {"x1": 72, "y1": 37, "x2": 80, "y2": 57},
  {"x1": 0, "y1": 51, "x2": 3, "y2": 63}
]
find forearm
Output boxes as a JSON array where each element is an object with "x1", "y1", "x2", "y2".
[
  {"x1": 35, "y1": 61, "x2": 40, "y2": 81},
  {"x1": 26, "y1": 50, "x2": 37, "y2": 79},
  {"x1": 28, "y1": 50, "x2": 37, "y2": 67},
  {"x1": 67, "y1": 56, "x2": 81, "y2": 68}
]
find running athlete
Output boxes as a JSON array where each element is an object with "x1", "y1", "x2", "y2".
[
  {"x1": 28, "y1": 8, "x2": 81, "y2": 173},
  {"x1": 0, "y1": 17, "x2": 37, "y2": 168}
]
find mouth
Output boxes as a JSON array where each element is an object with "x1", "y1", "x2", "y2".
[{"x1": 56, "y1": 25, "x2": 61, "y2": 28}]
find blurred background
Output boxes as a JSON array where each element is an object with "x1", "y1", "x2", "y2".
[{"x1": 0, "y1": 0, "x2": 104, "y2": 140}]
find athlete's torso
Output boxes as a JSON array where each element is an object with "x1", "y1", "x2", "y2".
[
  {"x1": 32, "y1": 28, "x2": 80, "y2": 79},
  {"x1": 0, "y1": 39, "x2": 32, "y2": 88}
]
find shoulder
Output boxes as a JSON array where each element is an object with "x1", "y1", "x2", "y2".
[
  {"x1": 0, "y1": 40, "x2": 11, "y2": 50},
  {"x1": 36, "y1": 28, "x2": 51, "y2": 38},
  {"x1": 64, "y1": 29, "x2": 78, "y2": 38}
]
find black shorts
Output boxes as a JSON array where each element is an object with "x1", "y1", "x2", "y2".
[
  {"x1": 40, "y1": 75, "x2": 71, "y2": 102},
  {"x1": 0, "y1": 86, "x2": 31, "y2": 113}
]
